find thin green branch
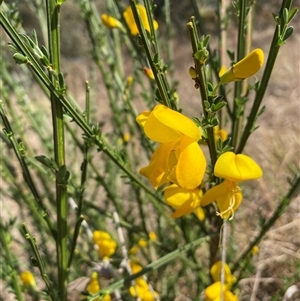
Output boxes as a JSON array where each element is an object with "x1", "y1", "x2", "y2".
[
  {"x1": 187, "y1": 21, "x2": 218, "y2": 168},
  {"x1": 237, "y1": 0, "x2": 295, "y2": 153},
  {"x1": 129, "y1": 0, "x2": 171, "y2": 108},
  {"x1": 21, "y1": 223, "x2": 59, "y2": 301},
  {"x1": 231, "y1": 0, "x2": 247, "y2": 150},
  {"x1": 45, "y1": 0, "x2": 68, "y2": 298}
]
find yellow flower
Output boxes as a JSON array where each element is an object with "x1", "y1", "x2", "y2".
[
  {"x1": 214, "y1": 126, "x2": 228, "y2": 142},
  {"x1": 210, "y1": 261, "x2": 236, "y2": 287},
  {"x1": 251, "y1": 245, "x2": 259, "y2": 255},
  {"x1": 123, "y1": 4, "x2": 158, "y2": 36},
  {"x1": 136, "y1": 104, "x2": 206, "y2": 190},
  {"x1": 138, "y1": 238, "x2": 148, "y2": 248},
  {"x1": 20, "y1": 271, "x2": 36, "y2": 288},
  {"x1": 218, "y1": 65, "x2": 227, "y2": 78},
  {"x1": 205, "y1": 281, "x2": 238, "y2": 301},
  {"x1": 144, "y1": 67, "x2": 155, "y2": 80},
  {"x1": 202, "y1": 152, "x2": 262, "y2": 219},
  {"x1": 93, "y1": 231, "x2": 117, "y2": 259},
  {"x1": 123, "y1": 132, "x2": 131, "y2": 142},
  {"x1": 164, "y1": 184, "x2": 203, "y2": 218},
  {"x1": 220, "y1": 49, "x2": 264, "y2": 84},
  {"x1": 129, "y1": 278, "x2": 159, "y2": 301},
  {"x1": 194, "y1": 206, "x2": 205, "y2": 221},
  {"x1": 86, "y1": 272, "x2": 111, "y2": 301},
  {"x1": 149, "y1": 231, "x2": 157, "y2": 241},
  {"x1": 101, "y1": 14, "x2": 123, "y2": 29}
]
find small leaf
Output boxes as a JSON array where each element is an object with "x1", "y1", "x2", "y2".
[
  {"x1": 20, "y1": 33, "x2": 35, "y2": 48},
  {"x1": 211, "y1": 101, "x2": 227, "y2": 113},
  {"x1": 13, "y1": 53, "x2": 28, "y2": 65},
  {"x1": 282, "y1": 8, "x2": 289, "y2": 24},
  {"x1": 288, "y1": 7, "x2": 299, "y2": 23},
  {"x1": 226, "y1": 50, "x2": 235, "y2": 61},
  {"x1": 31, "y1": 29, "x2": 38, "y2": 46},
  {"x1": 41, "y1": 45, "x2": 49, "y2": 59},
  {"x1": 58, "y1": 72, "x2": 66, "y2": 91},
  {"x1": 8, "y1": 43, "x2": 18, "y2": 52},
  {"x1": 210, "y1": 117, "x2": 219, "y2": 127},
  {"x1": 257, "y1": 105, "x2": 266, "y2": 117},
  {"x1": 35, "y1": 155, "x2": 57, "y2": 171},
  {"x1": 283, "y1": 26, "x2": 294, "y2": 41},
  {"x1": 272, "y1": 13, "x2": 280, "y2": 25},
  {"x1": 204, "y1": 100, "x2": 210, "y2": 109}
]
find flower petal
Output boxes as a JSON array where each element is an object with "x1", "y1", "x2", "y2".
[
  {"x1": 211, "y1": 261, "x2": 236, "y2": 285},
  {"x1": 163, "y1": 184, "x2": 202, "y2": 218},
  {"x1": 233, "y1": 48, "x2": 264, "y2": 79},
  {"x1": 201, "y1": 180, "x2": 229, "y2": 207},
  {"x1": 139, "y1": 142, "x2": 174, "y2": 188},
  {"x1": 136, "y1": 111, "x2": 151, "y2": 128},
  {"x1": 175, "y1": 138, "x2": 206, "y2": 190},
  {"x1": 151, "y1": 105, "x2": 201, "y2": 141},
  {"x1": 123, "y1": 4, "x2": 158, "y2": 36},
  {"x1": 214, "y1": 152, "x2": 263, "y2": 181}
]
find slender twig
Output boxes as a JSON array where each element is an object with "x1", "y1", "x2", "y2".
[
  {"x1": 231, "y1": 0, "x2": 247, "y2": 150},
  {"x1": 21, "y1": 223, "x2": 59, "y2": 301},
  {"x1": 45, "y1": 0, "x2": 68, "y2": 298},
  {"x1": 237, "y1": 0, "x2": 294, "y2": 153}
]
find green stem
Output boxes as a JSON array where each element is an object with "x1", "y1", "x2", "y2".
[
  {"x1": 236, "y1": 0, "x2": 294, "y2": 153},
  {"x1": 45, "y1": 0, "x2": 68, "y2": 298},
  {"x1": 187, "y1": 21, "x2": 218, "y2": 168},
  {"x1": 0, "y1": 101, "x2": 56, "y2": 237},
  {"x1": 231, "y1": 0, "x2": 247, "y2": 150},
  {"x1": 21, "y1": 224, "x2": 59, "y2": 301},
  {"x1": 129, "y1": 0, "x2": 171, "y2": 108},
  {"x1": 0, "y1": 9, "x2": 165, "y2": 220}
]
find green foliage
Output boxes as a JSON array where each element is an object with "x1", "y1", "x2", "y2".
[{"x1": 0, "y1": 0, "x2": 299, "y2": 300}]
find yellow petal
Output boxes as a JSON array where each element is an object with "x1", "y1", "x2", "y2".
[
  {"x1": 139, "y1": 142, "x2": 174, "y2": 188},
  {"x1": 233, "y1": 48, "x2": 264, "y2": 79},
  {"x1": 194, "y1": 207, "x2": 205, "y2": 221},
  {"x1": 123, "y1": 4, "x2": 158, "y2": 36},
  {"x1": 218, "y1": 65, "x2": 227, "y2": 77},
  {"x1": 220, "y1": 48, "x2": 264, "y2": 83},
  {"x1": 163, "y1": 184, "x2": 202, "y2": 218},
  {"x1": 175, "y1": 138, "x2": 206, "y2": 190},
  {"x1": 214, "y1": 152, "x2": 263, "y2": 181},
  {"x1": 205, "y1": 281, "x2": 227, "y2": 301},
  {"x1": 201, "y1": 180, "x2": 229, "y2": 207},
  {"x1": 216, "y1": 186, "x2": 242, "y2": 219},
  {"x1": 141, "y1": 105, "x2": 201, "y2": 143},
  {"x1": 211, "y1": 261, "x2": 236, "y2": 285},
  {"x1": 152, "y1": 105, "x2": 201, "y2": 141},
  {"x1": 101, "y1": 14, "x2": 122, "y2": 29},
  {"x1": 136, "y1": 111, "x2": 151, "y2": 128}
]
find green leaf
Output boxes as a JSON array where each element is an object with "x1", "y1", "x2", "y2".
[
  {"x1": 226, "y1": 50, "x2": 235, "y2": 61},
  {"x1": 35, "y1": 155, "x2": 58, "y2": 171},
  {"x1": 282, "y1": 8, "x2": 289, "y2": 24},
  {"x1": 31, "y1": 29, "x2": 38, "y2": 46},
  {"x1": 211, "y1": 101, "x2": 227, "y2": 113},
  {"x1": 13, "y1": 53, "x2": 28, "y2": 64},
  {"x1": 288, "y1": 7, "x2": 299, "y2": 23},
  {"x1": 272, "y1": 13, "x2": 280, "y2": 25},
  {"x1": 257, "y1": 105, "x2": 266, "y2": 117},
  {"x1": 204, "y1": 100, "x2": 210, "y2": 109},
  {"x1": 283, "y1": 26, "x2": 294, "y2": 41}
]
